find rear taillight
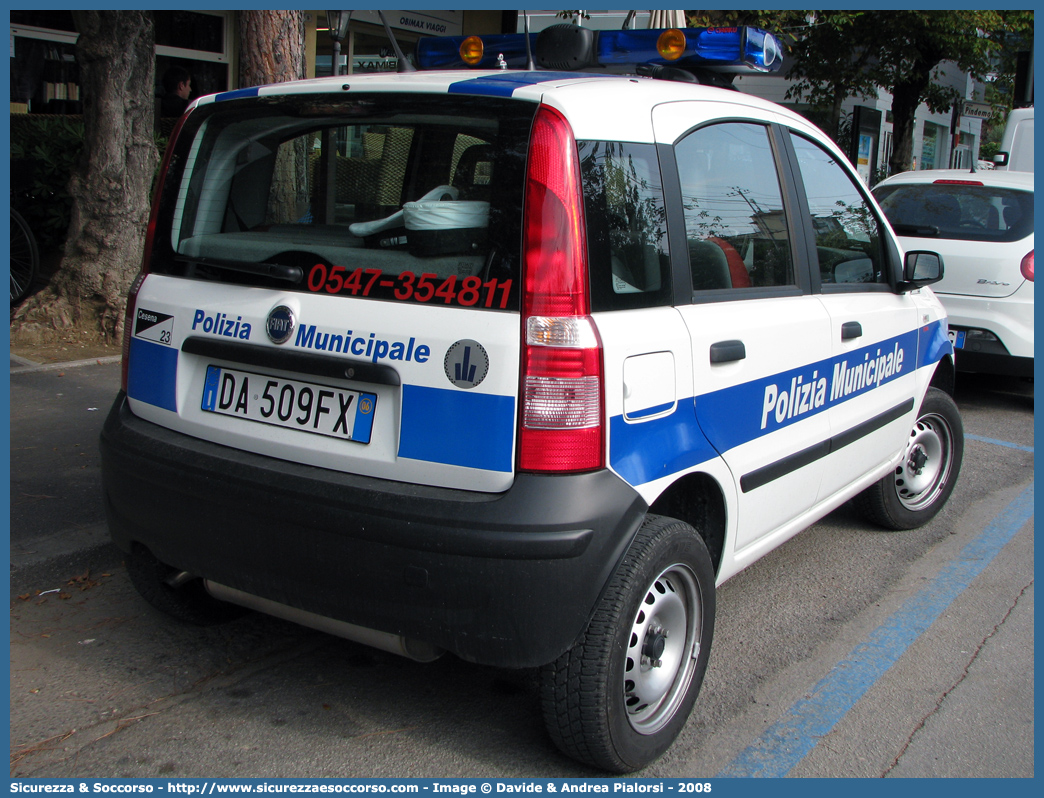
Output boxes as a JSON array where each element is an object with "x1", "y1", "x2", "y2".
[
  {"x1": 121, "y1": 116, "x2": 186, "y2": 393},
  {"x1": 518, "y1": 105, "x2": 605, "y2": 473},
  {"x1": 1021, "y1": 250, "x2": 1034, "y2": 282},
  {"x1": 120, "y1": 273, "x2": 146, "y2": 392}
]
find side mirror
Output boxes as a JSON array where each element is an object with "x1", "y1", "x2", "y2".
[
  {"x1": 898, "y1": 251, "x2": 944, "y2": 291},
  {"x1": 993, "y1": 151, "x2": 1010, "y2": 167}
]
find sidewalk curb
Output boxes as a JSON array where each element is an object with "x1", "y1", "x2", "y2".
[
  {"x1": 10, "y1": 538, "x2": 124, "y2": 600},
  {"x1": 11, "y1": 354, "x2": 122, "y2": 374},
  {"x1": 10, "y1": 522, "x2": 124, "y2": 598}
]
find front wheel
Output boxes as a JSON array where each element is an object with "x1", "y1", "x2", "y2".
[
  {"x1": 540, "y1": 515, "x2": 715, "y2": 772},
  {"x1": 857, "y1": 387, "x2": 964, "y2": 530},
  {"x1": 10, "y1": 209, "x2": 39, "y2": 304}
]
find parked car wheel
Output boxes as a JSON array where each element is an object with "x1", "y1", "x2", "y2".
[
  {"x1": 540, "y1": 515, "x2": 715, "y2": 772},
  {"x1": 857, "y1": 387, "x2": 964, "y2": 530}
]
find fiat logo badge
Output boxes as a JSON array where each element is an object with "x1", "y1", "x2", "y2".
[{"x1": 266, "y1": 305, "x2": 295, "y2": 344}]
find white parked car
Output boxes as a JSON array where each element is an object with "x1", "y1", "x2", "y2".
[
  {"x1": 101, "y1": 24, "x2": 961, "y2": 771},
  {"x1": 874, "y1": 169, "x2": 1034, "y2": 376}
]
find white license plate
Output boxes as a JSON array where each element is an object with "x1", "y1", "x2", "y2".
[
  {"x1": 947, "y1": 329, "x2": 966, "y2": 350},
  {"x1": 201, "y1": 365, "x2": 377, "y2": 444}
]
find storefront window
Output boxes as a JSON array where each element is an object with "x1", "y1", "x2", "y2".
[
  {"x1": 315, "y1": 12, "x2": 464, "y2": 77},
  {"x1": 352, "y1": 30, "x2": 414, "y2": 74},
  {"x1": 10, "y1": 11, "x2": 231, "y2": 117},
  {"x1": 919, "y1": 122, "x2": 943, "y2": 170},
  {"x1": 11, "y1": 37, "x2": 81, "y2": 113},
  {"x1": 154, "y1": 11, "x2": 224, "y2": 55}
]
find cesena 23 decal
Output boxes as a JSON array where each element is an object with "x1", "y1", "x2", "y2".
[{"x1": 134, "y1": 308, "x2": 174, "y2": 345}]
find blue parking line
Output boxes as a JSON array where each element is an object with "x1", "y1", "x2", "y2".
[
  {"x1": 717, "y1": 481, "x2": 1035, "y2": 778},
  {"x1": 965, "y1": 433, "x2": 1034, "y2": 453}
]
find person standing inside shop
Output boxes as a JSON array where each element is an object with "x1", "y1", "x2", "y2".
[{"x1": 160, "y1": 65, "x2": 192, "y2": 117}]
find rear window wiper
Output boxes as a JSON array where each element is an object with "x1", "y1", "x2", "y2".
[
  {"x1": 174, "y1": 255, "x2": 303, "y2": 283},
  {"x1": 890, "y1": 223, "x2": 940, "y2": 238}
]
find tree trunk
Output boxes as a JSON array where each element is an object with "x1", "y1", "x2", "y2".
[
  {"x1": 238, "y1": 10, "x2": 306, "y2": 87},
  {"x1": 887, "y1": 40, "x2": 942, "y2": 176},
  {"x1": 237, "y1": 10, "x2": 307, "y2": 224},
  {"x1": 889, "y1": 76, "x2": 931, "y2": 175},
  {"x1": 12, "y1": 11, "x2": 157, "y2": 344},
  {"x1": 828, "y1": 88, "x2": 846, "y2": 144}
]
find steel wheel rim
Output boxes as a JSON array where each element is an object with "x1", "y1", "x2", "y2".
[
  {"x1": 622, "y1": 563, "x2": 701, "y2": 735},
  {"x1": 894, "y1": 411, "x2": 954, "y2": 511},
  {"x1": 10, "y1": 213, "x2": 36, "y2": 301}
]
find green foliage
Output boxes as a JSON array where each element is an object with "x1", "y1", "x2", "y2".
[
  {"x1": 9, "y1": 118, "x2": 171, "y2": 253},
  {"x1": 10, "y1": 116, "x2": 85, "y2": 251},
  {"x1": 689, "y1": 10, "x2": 1033, "y2": 173}
]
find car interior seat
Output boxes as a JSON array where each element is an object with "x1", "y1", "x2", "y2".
[
  {"x1": 452, "y1": 144, "x2": 494, "y2": 202},
  {"x1": 688, "y1": 238, "x2": 732, "y2": 290}
]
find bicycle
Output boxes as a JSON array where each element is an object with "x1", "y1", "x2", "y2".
[
  {"x1": 10, "y1": 208, "x2": 39, "y2": 304},
  {"x1": 10, "y1": 158, "x2": 40, "y2": 304}
]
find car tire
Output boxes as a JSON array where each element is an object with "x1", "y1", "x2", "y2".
[
  {"x1": 125, "y1": 545, "x2": 246, "y2": 626},
  {"x1": 857, "y1": 387, "x2": 964, "y2": 531},
  {"x1": 10, "y1": 209, "x2": 39, "y2": 305},
  {"x1": 540, "y1": 514, "x2": 715, "y2": 772}
]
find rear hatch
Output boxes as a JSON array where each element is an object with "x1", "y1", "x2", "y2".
[
  {"x1": 126, "y1": 90, "x2": 537, "y2": 492},
  {"x1": 875, "y1": 179, "x2": 1034, "y2": 298}
]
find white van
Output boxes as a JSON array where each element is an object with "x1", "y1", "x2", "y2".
[{"x1": 993, "y1": 107, "x2": 1034, "y2": 172}]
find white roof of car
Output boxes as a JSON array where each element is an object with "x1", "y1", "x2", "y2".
[
  {"x1": 192, "y1": 69, "x2": 821, "y2": 146},
  {"x1": 876, "y1": 169, "x2": 1034, "y2": 192}
]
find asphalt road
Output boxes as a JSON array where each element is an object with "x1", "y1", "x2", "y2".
[{"x1": 8, "y1": 357, "x2": 1034, "y2": 779}]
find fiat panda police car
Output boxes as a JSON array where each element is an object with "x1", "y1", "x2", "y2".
[{"x1": 100, "y1": 24, "x2": 962, "y2": 772}]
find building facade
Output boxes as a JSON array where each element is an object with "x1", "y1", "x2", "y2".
[{"x1": 9, "y1": 9, "x2": 986, "y2": 182}]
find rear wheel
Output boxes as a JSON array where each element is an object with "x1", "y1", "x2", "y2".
[
  {"x1": 540, "y1": 515, "x2": 715, "y2": 772},
  {"x1": 125, "y1": 545, "x2": 245, "y2": 626},
  {"x1": 10, "y1": 209, "x2": 38, "y2": 304},
  {"x1": 857, "y1": 387, "x2": 963, "y2": 530}
]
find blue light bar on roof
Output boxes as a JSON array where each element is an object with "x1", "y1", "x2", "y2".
[
  {"x1": 416, "y1": 33, "x2": 537, "y2": 70},
  {"x1": 599, "y1": 27, "x2": 782, "y2": 72},
  {"x1": 415, "y1": 26, "x2": 783, "y2": 74}
]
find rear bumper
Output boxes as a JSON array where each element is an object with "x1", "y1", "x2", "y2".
[
  {"x1": 940, "y1": 290, "x2": 1034, "y2": 377},
  {"x1": 100, "y1": 393, "x2": 647, "y2": 668},
  {"x1": 941, "y1": 290, "x2": 1034, "y2": 359},
  {"x1": 952, "y1": 346, "x2": 1033, "y2": 377}
]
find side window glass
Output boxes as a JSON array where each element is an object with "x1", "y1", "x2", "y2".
[
  {"x1": 579, "y1": 141, "x2": 672, "y2": 311},
  {"x1": 675, "y1": 122, "x2": 794, "y2": 294},
  {"x1": 789, "y1": 134, "x2": 887, "y2": 287}
]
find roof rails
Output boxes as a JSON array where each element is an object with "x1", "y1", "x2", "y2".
[{"x1": 415, "y1": 25, "x2": 783, "y2": 85}]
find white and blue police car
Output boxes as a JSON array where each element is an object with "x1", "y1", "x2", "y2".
[{"x1": 101, "y1": 24, "x2": 962, "y2": 772}]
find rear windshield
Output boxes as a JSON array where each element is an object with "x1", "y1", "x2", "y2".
[
  {"x1": 874, "y1": 182, "x2": 1033, "y2": 244},
  {"x1": 150, "y1": 94, "x2": 535, "y2": 310}
]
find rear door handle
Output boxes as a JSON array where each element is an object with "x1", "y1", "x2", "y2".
[
  {"x1": 710, "y1": 340, "x2": 746, "y2": 364},
  {"x1": 841, "y1": 321, "x2": 863, "y2": 341}
]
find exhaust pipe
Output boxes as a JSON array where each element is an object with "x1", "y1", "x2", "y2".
[{"x1": 205, "y1": 580, "x2": 443, "y2": 663}]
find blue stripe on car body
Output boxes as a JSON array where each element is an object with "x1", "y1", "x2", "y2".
[
  {"x1": 398, "y1": 384, "x2": 515, "y2": 472},
  {"x1": 215, "y1": 87, "x2": 260, "y2": 102},
  {"x1": 127, "y1": 337, "x2": 179, "y2": 413},
  {"x1": 447, "y1": 72, "x2": 612, "y2": 97},
  {"x1": 610, "y1": 322, "x2": 950, "y2": 488}
]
